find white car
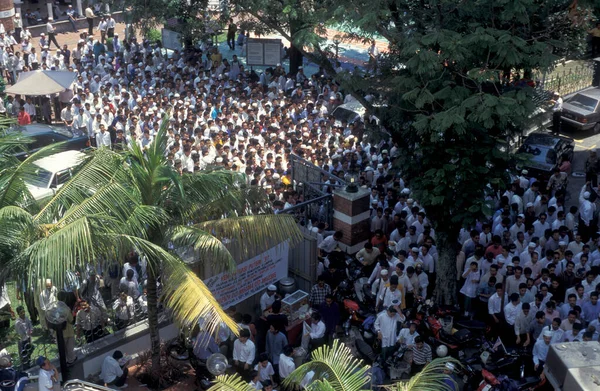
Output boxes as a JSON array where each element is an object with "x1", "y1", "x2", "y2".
[{"x1": 26, "y1": 150, "x2": 86, "y2": 201}]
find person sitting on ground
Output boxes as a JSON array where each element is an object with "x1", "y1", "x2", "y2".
[{"x1": 100, "y1": 350, "x2": 129, "y2": 389}]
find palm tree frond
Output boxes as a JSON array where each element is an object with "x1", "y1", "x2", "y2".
[
  {"x1": 395, "y1": 358, "x2": 461, "y2": 391},
  {"x1": 284, "y1": 340, "x2": 370, "y2": 391},
  {"x1": 208, "y1": 374, "x2": 255, "y2": 391},
  {"x1": 169, "y1": 225, "x2": 236, "y2": 273},
  {"x1": 194, "y1": 214, "x2": 303, "y2": 261},
  {"x1": 161, "y1": 258, "x2": 239, "y2": 336}
]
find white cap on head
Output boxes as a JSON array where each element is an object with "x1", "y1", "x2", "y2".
[
  {"x1": 45, "y1": 278, "x2": 51, "y2": 284},
  {"x1": 411, "y1": 247, "x2": 419, "y2": 252},
  {"x1": 445, "y1": 362, "x2": 455, "y2": 371},
  {"x1": 380, "y1": 269, "x2": 389, "y2": 276},
  {"x1": 543, "y1": 329, "x2": 553, "y2": 338},
  {"x1": 522, "y1": 169, "x2": 528, "y2": 175},
  {"x1": 526, "y1": 202, "x2": 534, "y2": 207},
  {"x1": 584, "y1": 191, "x2": 591, "y2": 199},
  {"x1": 558, "y1": 241, "x2": 566, "y2": 246},
  {"x1": 267, "y1": 284, "x2": 277, "y2": 291},
  {"x1": 528, "y1": 242, "x2": 536, "y2": 248}
]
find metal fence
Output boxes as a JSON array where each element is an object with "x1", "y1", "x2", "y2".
[{"x1": 537, "y1": 61, "x2": 594, "y2": 96}]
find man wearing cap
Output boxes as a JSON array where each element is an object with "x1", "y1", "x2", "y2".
[
  {"x1": 442, "y1": 362, "x2": 459, "y2": 391},
  {"x1": 37, "y1": 356, "x2": 60, "y2": 391},
  {"x1": 260, "y1": 285, "x2": 278, "y2": 312},
  {"x1": 532, "y1": 330, "x2": 552, "y2": 375},
  {"x1": 374, "y1": 305, "x2": 403, "y2": 366},
  {"x1": 377, "y1": 275, "x2": 402, "y2": 311},
  {"x1": 579, "y1": 183, "x2": 596, "y2": 242}
]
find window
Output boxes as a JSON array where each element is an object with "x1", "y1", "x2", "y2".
[{"x1": 53, "y1": 170, "x2": 71, "y2": 188}]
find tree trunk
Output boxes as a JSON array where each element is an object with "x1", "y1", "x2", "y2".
[
  {"x1": 433, "y1": 231, "x2": 459, "y2": 305},
  {"x1": 146, "y1": 266, "x2": 161, "y2": 383},
  {"x1": 289, "y1": 20, "x2": 303, "y2": 75}
]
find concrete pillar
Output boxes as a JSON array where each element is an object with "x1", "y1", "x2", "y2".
[
  {"x1": 332, "y1": 187, "x2": 371, "y2": 254},
  {"x1": 75, "y1": 0, "x2": 82, "y2": 19},
  {"x1": 0, "y1": 0, "x2": 15, "y2": 32},
  {"x1": 46, "y1": 0, "x2": 53, "y2": 20}
]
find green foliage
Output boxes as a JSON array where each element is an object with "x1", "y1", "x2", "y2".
[{"x1": 146, "y1": 28, "x2": 162, "y2": 43}]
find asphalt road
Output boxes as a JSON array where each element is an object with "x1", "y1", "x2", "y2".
[{"x1": 555, "y1": 125, "x2": 598, "y2": 209}]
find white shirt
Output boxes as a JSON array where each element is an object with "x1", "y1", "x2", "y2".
[
  {"x1": 38, "y1": 368, "x2": 56, "y2": 391},
  {"x1": 98, "y1": 130, "x2": 111, "y2": 148},
  {"x1": 397, "y1": 328, "x2": 419, "y2": 346},
  {"x1": 254, "y1": 362, "x2": 275, "y2": 382},
  {"x1": 233, "y1": 339, "x2": 255, "y2": 365},
  {"x1": 318, "y1": 236, "x2": 338, "y2": 252},
  {"x1": 579, "y1": 186, "x2": 595, "y2": 225},
  {"x1": 488, "y1": 292, "x2": 503, "y2": 314},
  {"x1": 532, "y1": 339, "x2": 550, "y2": 365},
  {"x1": 112, "y1": 296, "x2": 134, "y2": 320},
  {"x1": 260, "y1": 291, "x2": 275, "y2": 311},
  {"x1": 309, "y1": 320, "x2": 326, "y2": 339},
  {"x1": 374, "y1": 311, "x2": 402, "y2": 348},
  {"x1": 279, "y1": 354, "x2": 295, "y2": 379},
  {"x1": 100, "y1": 356, "x2": 123, "y2": 384},
  {"x1": 504, "y1": 302, "x2": 522, "y2": 325}
]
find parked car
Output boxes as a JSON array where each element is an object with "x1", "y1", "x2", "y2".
[
  {"x1": 25, "y1": 150, "x2": 86, "y2": 201},
  {"x1": 560, "y1": 88, "x2": 600, "y2": 132},
  {"x1": 517, "y1": 132, "x2": 574, "y2": 186},
  {"x1": 10, "y1": 124, "x2": 89, "y2": 160}
]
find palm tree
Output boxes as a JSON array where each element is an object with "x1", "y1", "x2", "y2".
[
  {"x1": 0, "y1": 119, "x2": 303, "y2": 381},
  {"x1": 208, "y1": 340, "x2": 459, "y2": 391}
]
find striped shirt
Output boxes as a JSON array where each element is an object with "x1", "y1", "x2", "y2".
[{"x1": 412, "y1": 343, "x2": 432, "y2": 365}]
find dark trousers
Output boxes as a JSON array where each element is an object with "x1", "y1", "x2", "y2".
[
  {"x1": 553, "y1": 111, "x2": 562, "y2": 135},
  {"x1": 24, "y1": 290, "x2": 38, "y2": 323},
  {"x1": 87, "y1": 18, "x2": 94, "y2": 35},
  {"x1": 108, "y1": 367, "x2": 128, "y2": 387},
  {"x1": 14, "y1": 28, "x2": 22, "y2": 43},
  {"x1": 410, "y1": 362, "x2": 426, "y2": 375},
  {"x1": 48, "y1": 33, "x2": 60, "y2": 49},
  {"x1": 227, "y1": 34, "x2": 235, "y2": 49},
  {"x1": 107, "y1": 27, "x2": 114, "y2": 38},
  {"x1": 586, "y1": 171, "x2": 598, "y2": 187}
]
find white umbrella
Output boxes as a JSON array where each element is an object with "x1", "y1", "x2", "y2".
[{"x1": 6, "y1": 70, "x2": 77, "y2": 95}]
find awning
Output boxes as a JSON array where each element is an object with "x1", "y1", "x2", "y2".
[{"x1": 5, "y1": 70, "x2": 77, "y2": 95}]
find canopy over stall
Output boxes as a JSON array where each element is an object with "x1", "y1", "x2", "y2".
[{"x1": 6, "y1": 71, "x2": 77, "y2": 96}]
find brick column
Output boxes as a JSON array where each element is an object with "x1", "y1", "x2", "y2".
[
  {"x1": 332, "y1": 187, "x2": 371, "y2": 254},
  {"x1": 0, "y1": 0, "x2": 15, "y2": 32}
]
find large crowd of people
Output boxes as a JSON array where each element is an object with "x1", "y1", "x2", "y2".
[{"x1": 0, "y1": 12, "x2": 598, "y2": 391}]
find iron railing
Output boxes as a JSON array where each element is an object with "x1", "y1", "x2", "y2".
[
  {"x1": 282, "y1": 194, "x2": 334, "y2": 228},
  {"x1": 536, "y1": 61, "x2": 594, "y2": 96}
]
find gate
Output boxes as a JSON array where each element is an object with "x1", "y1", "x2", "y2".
[{"x1": 287, "y1": 233, "x2": 318, "y2": 292}]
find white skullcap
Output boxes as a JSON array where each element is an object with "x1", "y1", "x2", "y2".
[
  {"x1": 411, "y1": 247, "x2": 419, "y2": 252},
  {"x1": 584, "y1": 191, "x2": 591, "y2": 199},
  {"x1": 380, "y1": 269, "x2": 389, "y2": 276},
  {"x1": 528, "y1": 242, "x2": 536, "y2": 248},
  {"x1": 543, "y1": 330, "x2": 553, "y2": 338},
  {"x1": 445, "y1": 362, "x2": 455, "y2": 371},
  {"x1": 267, "y1": 285, "x2": 277, "y2": 291},
  {"x1": 526, "y1": 202, "x2": 534, "y2": 207}
]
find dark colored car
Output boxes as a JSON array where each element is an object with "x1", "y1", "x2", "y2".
[
  {"x1": 10, "y1": 124, "x2": 89, "y2": 160},
  {"x1": 560, "y1": 88, "x2": 600, "y2": 132},
  {"x1": 517, "y1": 132, "x2": 574, "y2": 185}
]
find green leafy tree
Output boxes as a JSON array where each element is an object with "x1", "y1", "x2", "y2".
[
  {"x1": 227, "y1": 0, "x2": 585, "y2": 302},
  {"x1": 128, "y1": 0, "x2": 216, "y2": 46},
  {"x1": 0, "y1": 121, "x2": 302, "y2": 384}
]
